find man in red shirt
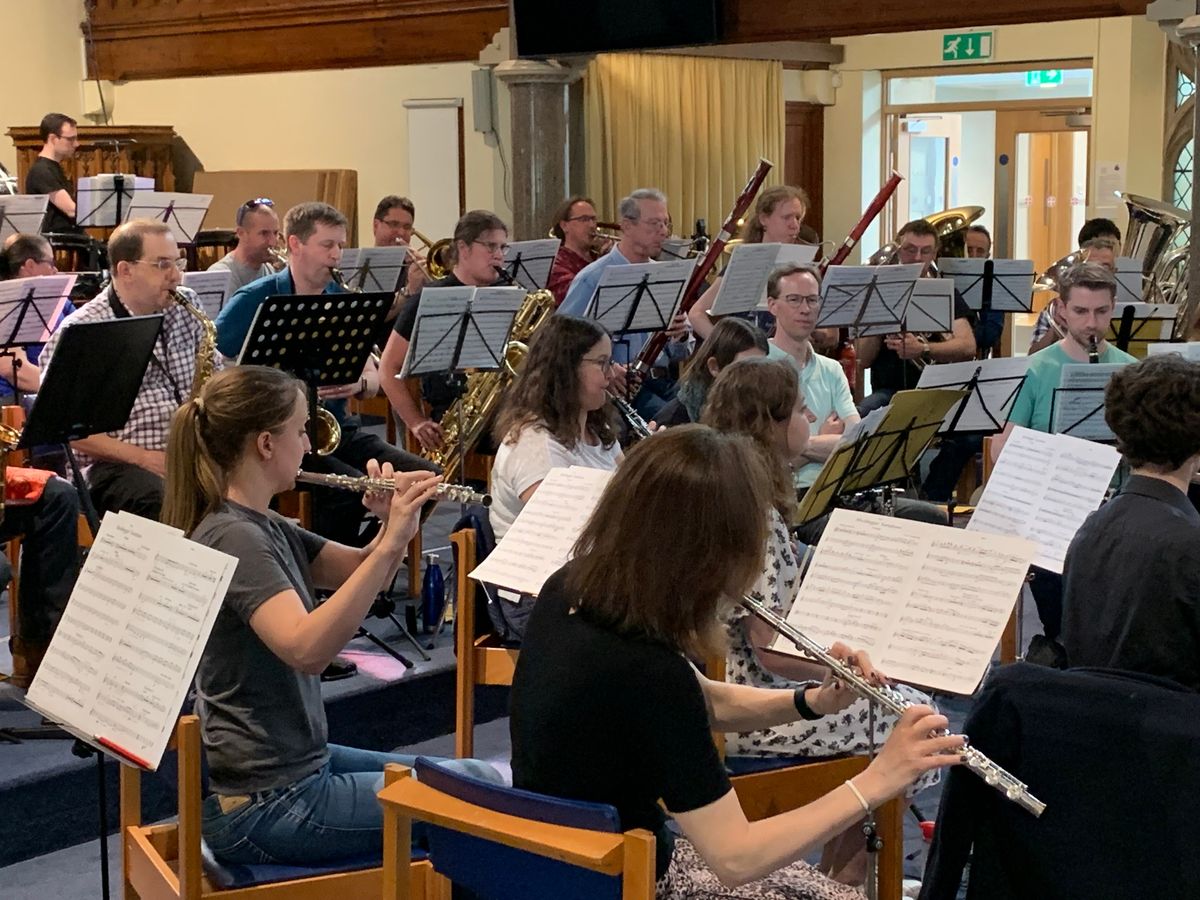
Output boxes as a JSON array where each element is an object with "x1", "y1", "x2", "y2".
[{"x1": 546, "y1": 196, "x2": 608, "y2": 306}]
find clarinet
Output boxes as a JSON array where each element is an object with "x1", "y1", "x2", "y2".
[
  {"x1": 741, "y1": 595, "x2": 1047, "y2": 817},
  {"x1": 1088, "y1": 335, "x2": 1100, "y2": 363},
  {"x1": 607, "y1": 391, "x2": 652, "y2": 440}
]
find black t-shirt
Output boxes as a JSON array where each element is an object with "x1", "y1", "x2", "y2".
[
  {"x1": 509, "y1": 563, "x2": 731, "y2": 877},
  {"x1": 393, "y1": 273, "x2": 469, "y2": 421},
  {"x1": 869, "y1": 289, "x2": 976, "y2": 393},
  {"x1": 25, "y1": 157, "x2": 79, "y2": 234}
]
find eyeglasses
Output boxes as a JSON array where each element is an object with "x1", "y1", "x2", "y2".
[
  {"x1": 778, "y1": 294, "x2": 821, "y2": 308},
  {"x1": 132, "y1": 258, "x2": 188, "y2": 272},
  {"x1": 54, "y1": 133, "x2": 79, "y2": 144},
  {"x1": 566, "y1": 214, "x2": 598, "y2": 224},
  {"x1": 635, "y1": 218, "x2": 669, "y2": 231},
  {"x1": 581, "y1": 355, "x2": 614, "y2": 374},
  {"x1": 237, "y1": 197, "x2": 274, "y2": 226},
  {"x1": 899, "y1": 243, "x2": 937, "y2": 258},
  {"x1": 473, "y1": 240, "x2": 511, "y2": 255}
]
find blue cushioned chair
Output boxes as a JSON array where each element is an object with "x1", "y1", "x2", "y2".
[
  {"x1": 120, "y1": 715, "x2": 435, "y2": 899},
  {"x1": 377, "y1": 757, "x2": 656, "y2": 900}
]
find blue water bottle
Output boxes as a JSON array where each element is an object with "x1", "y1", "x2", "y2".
[{"x1": 420, "y1": 553, "x2": 445, "y2": 634}]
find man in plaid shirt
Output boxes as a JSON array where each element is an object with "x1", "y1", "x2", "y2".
[{"x1": 40, "y1": 219, "x2": 218, "y2": 518}]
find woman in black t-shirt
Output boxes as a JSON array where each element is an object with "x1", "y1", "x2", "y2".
[{"x1": 510, "y1": 426, "x2": 963, "y2": 898}]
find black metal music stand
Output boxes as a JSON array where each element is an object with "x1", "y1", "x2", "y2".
[
  {"x1": 916, "y1": 357, "x2": 1031, "y2": 435},
  {"x1": 1107, "y1": 302, "x2": 1177, "y2": 352},
  {"x1": 76, "y1": 173, "x2": 133, "y2": 228},
  {"x1": 1049, "y1": 365, "x2": 1123, "y2": 444},
  {"x1": 816, "y1": 263, "x2": 923, "y2": 336},
  {"x1": 0, "y1": 274, "x2": 74, "y2": 406},
  {"x1": 2, "y1": 315, "x2": 163, "y2": 900},
  {"x1": 0, "y1": 194, "x2": 50, "y2": 241},
  {"x1": 238, "y1": 291, "x2": 430, "y2": 663},
  {"x1": 500, "y1": 238, "x2": 560, "y2": 291}
]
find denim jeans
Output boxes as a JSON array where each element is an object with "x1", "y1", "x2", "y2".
[{"x1": 201, "y1": 744, "x2": 502, "y2": 866}]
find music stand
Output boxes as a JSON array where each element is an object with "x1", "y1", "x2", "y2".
[
  {"x1": 709, "y1": 242, "x2": 819, "y2": 317},
  {"x1": 916, "y1": 356, "x2": 1031, "y2": 435},
  {"x1": 76, "y1": 174, "x2": 151, "y2": 228},
  {"x1": 500, "y1": 238, "x2": 560, "y2": 291},
  {"x1": 1049, "y1": 363, "x2": 1125, "y2": 443},
  {"x1": 124, "y1": 191, "x2": 213, "y2": 243},
  {"x1": 0, "y1": 194, "x2": 50, "y2": 241},
  {"x1": 795, "y1": 388, "x2": 965, "y2": 525},
  {"x1": 337, "y1": 247, "x2": 409, "y2": 293},
  {"x1": 0, "y1": 274, "x2": 74, "y2": 404},
  {"x1": 1107, "y1": 302, "x2": 1176, "y2": 352},
  {"x1": 937, "y1": 258, "x2": 1035, "y2": 315},
  {"x1": 180, "y1": 269, "x2": 233, "y2": 320},
  {"x1": 816, "y1": 263, "x2": 923, "y2": 336},
  {"x1": 584, "y1": 258, "x2": 694, "y2": 363},
  {"x1": 857, "y1": 278, "x2": 955, "y2": 337},
  {"x1": 1114, "y1": 257, "x2": 1145, "y2": 307}
]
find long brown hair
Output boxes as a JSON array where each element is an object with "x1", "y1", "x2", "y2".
[
  {"x1": 162, "y1": 366, "x2": 304, "y2": 535},
  {"x1": 700, "y1": 357, "x2": 798, "y2": 520},
  {"x1": 495, "y1": 315, "x2": 617, "y2": 450},
  {"x1": 565, "y1": 425, "x2": 773, "y2": 659},
  {"x1": 741, "y1": 185, "x2": 809, "y2": 244}
]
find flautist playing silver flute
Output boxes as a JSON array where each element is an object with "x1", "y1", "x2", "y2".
[
  {"x1": 295, "y1": 470, "x2": 491, "y2": 507},
  {"x1": 741, "y1": 594, "x2": 1047, "y2": 817}
]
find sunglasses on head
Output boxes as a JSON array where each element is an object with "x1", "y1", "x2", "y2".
[{"x1": 236, "y1": 197, "x2": 274, "y2": 226}]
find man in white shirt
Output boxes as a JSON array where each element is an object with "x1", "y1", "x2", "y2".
[{"x1": 207, "y1": 198, "x2": 280, "y2": 291}]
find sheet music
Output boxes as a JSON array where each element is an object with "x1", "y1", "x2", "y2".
[
  {"x1": 1148, "y1": 341, "x2": 1200, "y2": 361},
  {"x1": 336, "y1": 246, "x2": 408, "y2": 293},
  {"x1": 586, "y1": 258, "x2": 695, "y2": 333},
  {"x1": 25, "y1": 512, "x2": 236, "y2": 769},
  {"x1": 772, "y1": 509, "x2": 1035, "y2": 695},
  {"x1": 937, "y1": 258, "x2": 1035, "y2": 313},
  {"x1": 0, "y1": 275, "x2": 75, "y2": 344},
  {"x1": 470, "y1": 466, "x2": 614, "y2": 596},
  {"x1": 709, "y1": 242, "x2": 820, "y2": 316},
  {"x1": 1114, "y1": 257, "x2": 1144, "y2": 305},
  {"x1": 916, "y1": 356, "x2": 1030, "y2": 434},
  {"x1": 77, "y1": 174, "x2": 153, "y2": 228},
  {"x1": 456, "y1": 287, "x2": 525, "y2": 369},
  {"x1": 817, "y1": 263, "x2": 922, "y2": 332},
  {"x1": 401, "y1": 286, "x2": 524, "y2": 376},
  {"x1": 0, "y1": 194, "x2": 50, "y2": 240},
  {"x1": 1050, "y1": 363, "x2": 1125, "y2": 442},
  {"x1": 967, "y1": 426, "x2": 1121, "y2": 572},
  {"x1": 181, "y1": 269, "x2": 233, "y2": 319},
  {"x1": 502, "y1": 238, "x2": 560, "y2": 291},
  {"x1": 125, "y1": 191, "x2": 213, "y2": 243},
  {"x1": 1106, "y1": 302, "x2": 1177, "y2": 343},
  {"x1": 857, "y1": 278, "x2": 954, "y2": 336}
]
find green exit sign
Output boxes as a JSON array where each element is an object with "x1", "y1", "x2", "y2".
[
  {"x1": 1026, "y1": 69, "x2": 1064, "y2": 87},
  {"x1": 942, "y1": 31, "x2": 993, "y2": 62}
]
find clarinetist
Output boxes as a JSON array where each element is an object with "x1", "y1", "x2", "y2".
[
  {"x1": 161, "y1": 364, "x2": 502, "y2": 870},
  {"x1": 509, "y1": 426, "x2": 964, "y2": 897}
]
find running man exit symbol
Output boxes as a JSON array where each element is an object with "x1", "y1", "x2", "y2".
[{"x1": 942, "y1": 32, "x2": 993, "y2": 62}]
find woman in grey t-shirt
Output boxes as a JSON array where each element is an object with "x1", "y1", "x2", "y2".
[{"x1": 162, "y1": 364, "x2": 498, "y2": 867}]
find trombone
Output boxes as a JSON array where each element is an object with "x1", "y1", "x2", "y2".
[{"x1": 408, "y1": 228, "x2": 454, "y2": 280}]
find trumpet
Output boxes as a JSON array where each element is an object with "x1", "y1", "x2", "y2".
[
  {"x1": 296, "y1": 470, "x2": 491, "y2": 506},
  {"x1": 741, "y1": 594, "x2": 1047, "y2": 817}
]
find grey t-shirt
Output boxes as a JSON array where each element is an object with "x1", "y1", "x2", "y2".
[
  {"x1": 207, "y1": 254, "x2": 274, "y2": 294},
  {"x1": 191, "y1": 501, "x2": 329, "y2": 794}
]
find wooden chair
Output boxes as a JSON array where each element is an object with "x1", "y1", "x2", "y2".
[
  {"x1": 451, "y1": 527, "x2": 517, "y2": 759},
  {"x1": 704, "y1": 655, "x2": 904, "y2": 900},
  {"x1": 378, "y1": 758, "x2": 656, "y2": 900},
  {"x1": 120, "y1": 715, "x2": 435, "y2": 900}
]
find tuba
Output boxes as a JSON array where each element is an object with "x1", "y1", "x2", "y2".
[
  {"x1": 1118, "y1": 193, "x2": 1195, "y2": 338},
  {"x1": 424, "y1": 289, "x2": 556, "y2": 481},
  {"x1": 868, "y1": 205, "x2": 984, "y2": 267}
]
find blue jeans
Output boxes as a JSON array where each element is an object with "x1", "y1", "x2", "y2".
[{"x1": 201, "y1": 744, "x2": 502, "y2": 866}]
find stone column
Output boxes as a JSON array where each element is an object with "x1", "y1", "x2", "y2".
[{"x1": 494, "y1": 59, "x2": 583, "y2": 240}]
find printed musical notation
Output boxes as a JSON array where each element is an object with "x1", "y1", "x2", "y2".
[
  {"x1": 470, "y1": 466, "x2": 614, "y2": 597},
  {"x1": 24, "y1": 512, "x2": 235, "y2": 769},
  {"x1": 773, "y1": 509, "x2": 1035, "y2": 695},
  {"x1": 967, "y1": 426, "x2": 1120, "y2": 572}
]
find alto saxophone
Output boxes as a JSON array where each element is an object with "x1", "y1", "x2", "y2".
[
  {"x1": 425, "y1": 289, "x2": 556, "y2": 481},
  {"x1": 171, "y1": 289, "x2": 218, "y2": 398}
]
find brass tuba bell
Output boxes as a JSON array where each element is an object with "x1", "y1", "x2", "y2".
[{"x1": 868, "y1": 205, "x2": 985, "y2": 265}]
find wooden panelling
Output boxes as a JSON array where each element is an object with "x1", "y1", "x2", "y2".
[
  {"x1": 86, "y1": 0, "x2": 508, "y2": 80},
  {"x1": 7, "y1": 125, "x2": 177, "y2": 190},
  {"x1": 785, "y1": 102, "x2": 824, "y2": 239},
  {"x1": 84, "y1": 0, "x2": 1147, "y2": 81}
]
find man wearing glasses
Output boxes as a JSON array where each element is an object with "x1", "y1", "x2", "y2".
[
  {"x1": 40, "y1": 219, "x2": 212, "y2": 518},
  {"x1": 764, "y1": 264, "x2": 860, "y2": 491},
  {"x1": 207, "y1": 198, "x2": 281, "y2": 291},
  {"x1": 0, "y1": 234, "x2": 76, "y2": 399},
  {"x1": 546, "y1": 196, "x2": 606, "y2": 307},
  {"x1": 379, "y1": 209, "x2": 511, "y2": 452},
  {"x1": 24, "y1": 113, "x2": 81, "y2": 235}
]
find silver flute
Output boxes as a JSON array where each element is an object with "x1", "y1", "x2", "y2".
[
  {"x1": 296, "y1": 470, "x2": 491, "y2": 507},
  {"x1": 607, "y1": 391, "x2": 653, "y2": 440},
  {"x1": 741, "y1": 595, "x2": 1047, "y2": 817}
]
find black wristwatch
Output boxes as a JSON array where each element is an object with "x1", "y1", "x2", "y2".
[{"x1": 793, "y1": 682, "x2": 824, "y2": 720}]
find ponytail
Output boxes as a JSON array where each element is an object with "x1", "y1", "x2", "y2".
[{"x1": 162, "y1": 399, "x2": 226, "y2": 535}]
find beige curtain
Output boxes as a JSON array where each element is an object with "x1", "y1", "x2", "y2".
[{"x1": 584, "y1": 53, "x2": 784, "y2": 235}]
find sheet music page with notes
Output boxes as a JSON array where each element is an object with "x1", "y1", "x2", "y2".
[
  {"x1": 25, "y1": 512, "x2": 236, "y2": 769},
  {"x1": 456, "y1": 287, "x2": 525, "y2": 369},
  {"x1": 400, "y1": 288, "x2": 472, "y2": 377},
  {"x1": 772, "y1": 509, "x2": 1035, "y2": 695},
  {"x1": 1050, "y1": 363, "x2": 1124, "y2": 442},
  {"x1": 966, "y1": 426, "x2": 1120, "y2": 572},
  {"x1": 470, "y1": 466, "x2": 614, "y2": 596}
]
